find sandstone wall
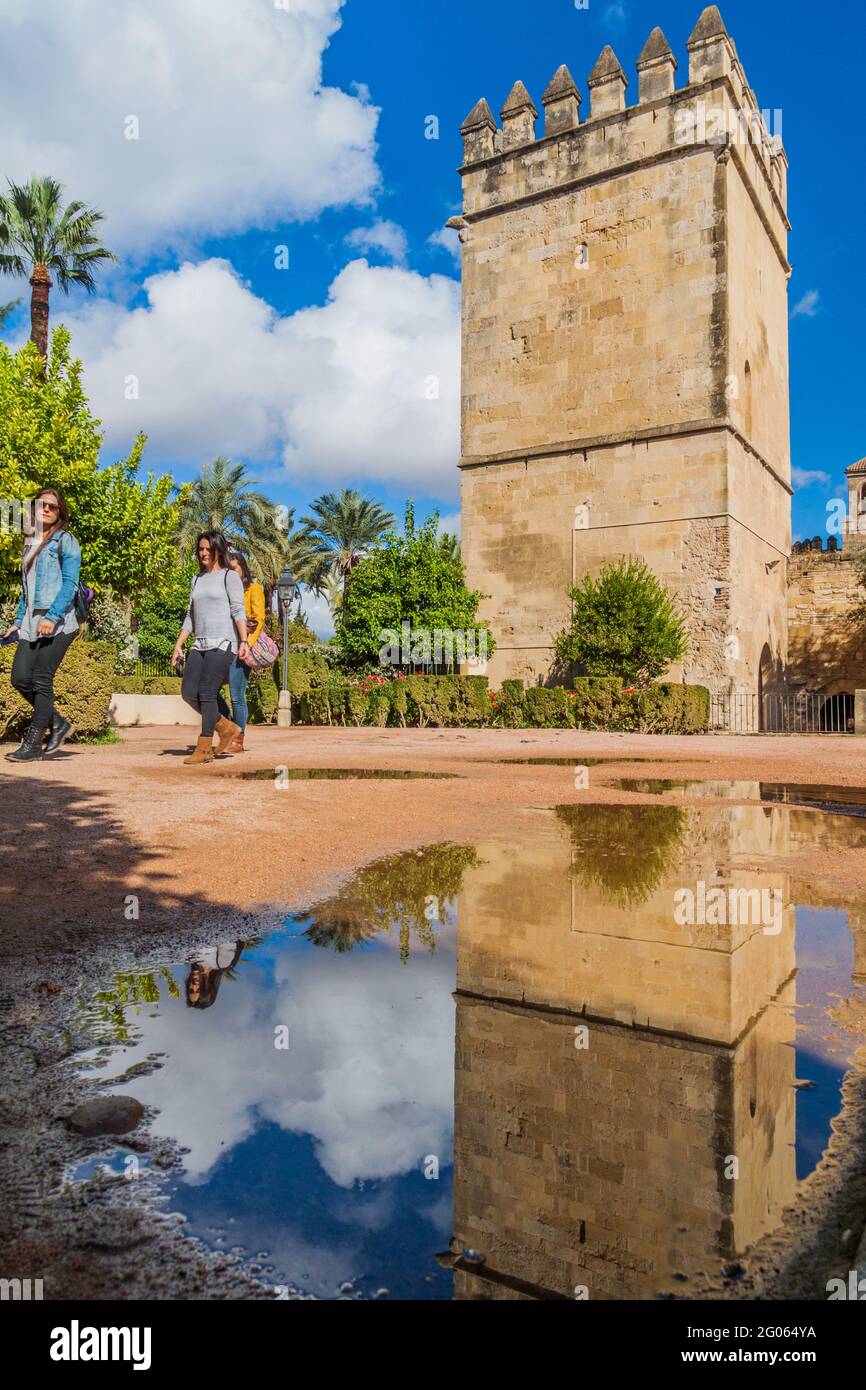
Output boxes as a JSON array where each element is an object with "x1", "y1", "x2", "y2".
[
  {"x1": 457, "y1": 16, "x2": 791, "y2": 696},
  {"x1": 787, "y1": 549, "x2": 866, "y2": 696}
]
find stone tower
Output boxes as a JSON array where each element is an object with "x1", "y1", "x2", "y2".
[{"x1": 453, "y1": 6, "x2": 792, "y2": 694}]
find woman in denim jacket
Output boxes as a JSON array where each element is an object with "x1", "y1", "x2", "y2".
[{"x1": 3, "y1": 487, "x2": 82, "y2": 762}]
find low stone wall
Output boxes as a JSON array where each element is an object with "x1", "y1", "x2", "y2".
[{"x1": 109, "y1": 693, "x2": 198, "y2": 728}]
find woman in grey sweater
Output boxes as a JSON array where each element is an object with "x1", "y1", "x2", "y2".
[{"x1": 172, "y1": 531, "x2": 250, "y2": 765}]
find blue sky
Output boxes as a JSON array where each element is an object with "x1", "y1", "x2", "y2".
[{"x1": 1, "y1": 0, "x2": 863, "y2": 552}]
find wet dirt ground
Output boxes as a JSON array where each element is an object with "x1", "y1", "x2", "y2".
[{"x1": 2, "y1": 725, "x2": 866, "y2": 1300}]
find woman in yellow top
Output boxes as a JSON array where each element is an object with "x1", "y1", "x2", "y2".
[{"x1": 217, "y1": 550, "x2": 266, "y2": 752}]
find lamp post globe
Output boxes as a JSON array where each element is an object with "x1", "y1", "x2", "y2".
[
  {"x1": 276, "y1": 567, "x2": 295, "y2": 729},
  {"x1": 277, "y1": 567, "x2": 295, "y2": 613}
]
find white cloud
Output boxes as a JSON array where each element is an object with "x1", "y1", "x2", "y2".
[
  {"x1": 0, "y1": 0, "x2": 380, "y2": 256},
  {"x1": 601, "y1": 2, "x2": 628, "y2": 31},
  {"x1": 345, "y1": 220, "x2": 409, "y2": 265},
  {"x1": 792, "y1": 467, "x2": 831, "y2": 488},
  {"x1": 300, "y1": 588, "x2": 336, "y2": 640},
  {"x1": 792, "y1": 289, "x2": 820, "y2": 319},
  {"x1": 88, "y1": 925, "x2": 457, "y2": 1195},
  {"x1": 428, "y1": 228, "x2": 461, "y2": 265},
  {"x1": 436, "y1": 511, "x2": 461, "y2": 538},
  {"x1": 62, "y1": 256, "x2": 461, "y2": 498}
]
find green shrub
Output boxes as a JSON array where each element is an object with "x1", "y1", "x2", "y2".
[
  {"x1": 525, "y1": 686, "x2": 574, "y2": 729},
  {"x1": 368, "y1": 693, "x2": 390, "y2": 727},
  {"x1": 0, "y1": 639, "x2": 115, "y2": 739},
  {"x1": 499, "y1": 679, "x2": 526, "y2": 728},
  {"x1": 114, "y1": 675, "x2": 183, "y2": 695},
  {"x1": 289, "y1": 672, "x2": 709, "y2": 734},
  {"x1": 570, "y1": 676, "x2": 625, "y2": 730},
  {"x1": 622, "y1": 682, "x2": 709, "y2": 734},
  {"x1": 300, "y1": 688, "x2": 332, "y2": 725},
  {"x1": 454, "y1": 675, "x2": 490, "y2": 726},
  {"x1": 286, "y1": 649, "x2": 330, "y2": 697},
  {"x1": 404, "y1": 674, "x2": 457, "y2": 728},
  {"x1": 555, "y1": 557, "x2": 689, "y2": 686},
  {"x1": 389, "y1": 682, "x2": 409, "y2": 727},
  {"x1": 247, "y1": 668, "x2": 280, "y2": 725}
]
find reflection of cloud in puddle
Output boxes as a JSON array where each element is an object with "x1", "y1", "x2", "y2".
[{"x1": 88, "y1": 928, "x2": 456, "y2": 1190}]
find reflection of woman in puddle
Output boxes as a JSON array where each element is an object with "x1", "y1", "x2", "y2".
[{"x1": 185, "y1": 943, "x2": 246, "y2": 1010}]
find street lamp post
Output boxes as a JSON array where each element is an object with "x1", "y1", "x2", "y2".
[{"x1": 276, "y1": 566, "x2": 295, "y2": 728}]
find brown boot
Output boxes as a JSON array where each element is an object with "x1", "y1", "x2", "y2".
[
  {"x1": 229, "y1": 732, "x2": 246, "y2": 753},
  {"x1": 214, "y1": 716, "x2": 241, "y2": 755},
  {"x1": 184, "y1": 735, "x2": 215, "y2": 766}
]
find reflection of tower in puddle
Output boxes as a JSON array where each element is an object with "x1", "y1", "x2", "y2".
[
  {"x1": 452, "y1": 805, "x2": 798, "y2": 1300},
  {"x1": 850, "y1": 908, "x2": 866, "y2": 985}
]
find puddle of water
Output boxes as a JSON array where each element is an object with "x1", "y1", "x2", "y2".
[
  {"x1": 237, "y1": 768, "x2": 457, "y2": 782},
  {"x1": 490, "y1": 757, "x2": 704, "y2": 768},
  {"x1": 606, "y1": 778, "x2": 866, "y2": 818},
  {"x1": 70, "y1": 806, "x2": 866, "y2": 1301}
]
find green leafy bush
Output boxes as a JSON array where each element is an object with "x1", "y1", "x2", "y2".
[
  {"x1": 497, "y1": 679, "x2": 526, "y2": 728},
  {"x1": 555, "y1": 558, "x2": 689, "y2": 686},
  {"x1": 246, "y1": 669, "x2": 280, "y2": 725},
  {"x1": 570, "y1": 677, "x2": 626, "y2": 730},
  {"x1": 525, "y1": 686, "x2": 574, "y2": 728},
  {"x1": 335, "y1": 501, "x2": 494, "y2": 670},
  {"x1": 0, "y1": 639, "x2": 115, "y2": 739},
  {"x1": 621, "y1": 683, "x2": 710, "y2": 734},
  {"x1": 114, "y1": 675, "x2": 183, "y2": 695}
]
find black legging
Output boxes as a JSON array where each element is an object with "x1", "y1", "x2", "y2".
[
  {"x1": 10, "y1": 629, "x2": 78, "y2": 735},
  {"x1": 182, "y1": 647, "x2": 235, "y2": 737}
]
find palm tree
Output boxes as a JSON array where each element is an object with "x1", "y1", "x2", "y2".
[
  {"x1": 176, "y1": 456, "x2": 320, "y2": 593},
  {"x1": 0, "y1": 177, "x2": 115, "y2": 358},
  {"x1": 300, "y1": 490, "x2": 394, "y2": 599},
  {"x1": 440, "y1": 531, "x2": 461, "y2": 565},
  {"x1": 0, "y1": 297, "x2": 20, "y2": 336}
]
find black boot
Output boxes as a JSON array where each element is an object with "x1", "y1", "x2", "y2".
[
  {"x1": 5, "y1": 725, "x2": 44, "y2": 762},
  {"x1": 44, "y1": 716, "x2": 72, "y2": 755}
]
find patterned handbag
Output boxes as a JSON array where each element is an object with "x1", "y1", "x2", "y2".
[{"x1": 245, "y1": 630, "x2": 279, "y2": 670}]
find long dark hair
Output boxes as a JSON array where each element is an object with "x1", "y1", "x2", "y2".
[
  {"x1": 196, "y1": 531, "x2": 230, "y2": 572},
  {"x1": 185, "y1": 943, "x2": 247, "y2": 1011},
  {"x1": 31, "y1": 486, "x2": 70, "y2": 535},
  {"x1": 228, "y1": 549, "x2": 252, "y2": 589}
]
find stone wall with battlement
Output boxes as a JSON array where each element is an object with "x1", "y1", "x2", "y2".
[{"x1": 454, "y1": 7, "x2": 791, "y2": 693}]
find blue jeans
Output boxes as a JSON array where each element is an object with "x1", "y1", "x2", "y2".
[{"x1": 218, "y1": 657, "x2": 251, "y2": 731}]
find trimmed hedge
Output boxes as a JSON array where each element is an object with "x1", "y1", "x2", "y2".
[
  {"x1": 296, "y1": 673, "x2": 709, "y2": 733},
  {"x1": 115, "y1": 675, "x2": 182, "y2": 695},
  {"x1": 1, "y1": 639, "x2": 116, "y2": 739},
  {"x1": 623, "y1": 682, "x2": 710, "y2": 735},
  {"x1": 107, "y1": 667, "x2": 709, "y2": 734}
]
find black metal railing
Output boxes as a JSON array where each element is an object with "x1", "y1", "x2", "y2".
[
  {"x1": 132, "y1": 658, "x2": 176, "y2": 679},
  {"x1": 710, "y1": 691, "x2": 854, "y2": 735}
]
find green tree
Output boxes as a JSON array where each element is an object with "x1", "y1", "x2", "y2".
[
  {"x1": 0, "y1": 327, "x2": 181, "y2": 600},
  {"x1": 554, "y1": 557, "x2": 688, "y2": 687},
  {"x1": 300, "y1": 489, "x2": 394, "y2": 601},
  {"x1": 301, "y1": 842, "x2": 478, "y2": 963},
  {"x1": 335, "y1": 501, "x2": 494, "y2": 670},
  {"x1": 133, "y1": 555, "x2": 199, "y2": 666},
  {"x1": 0, "y1": 176, "x2": 115, "y2": 358},
  {"x1": 556, "y1": 803, "x2": 687, "y2": 909},
  {"x1": 176, "y1": 456, "x2": 315, "y2": 590}
]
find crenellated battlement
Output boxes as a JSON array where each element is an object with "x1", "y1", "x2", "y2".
[
  {"x1": 456, "y1": 4, "x2": 792, "y2": 695},
  {"x1": 456, "y1": 7, "x2": 788, "y2": 235}
]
